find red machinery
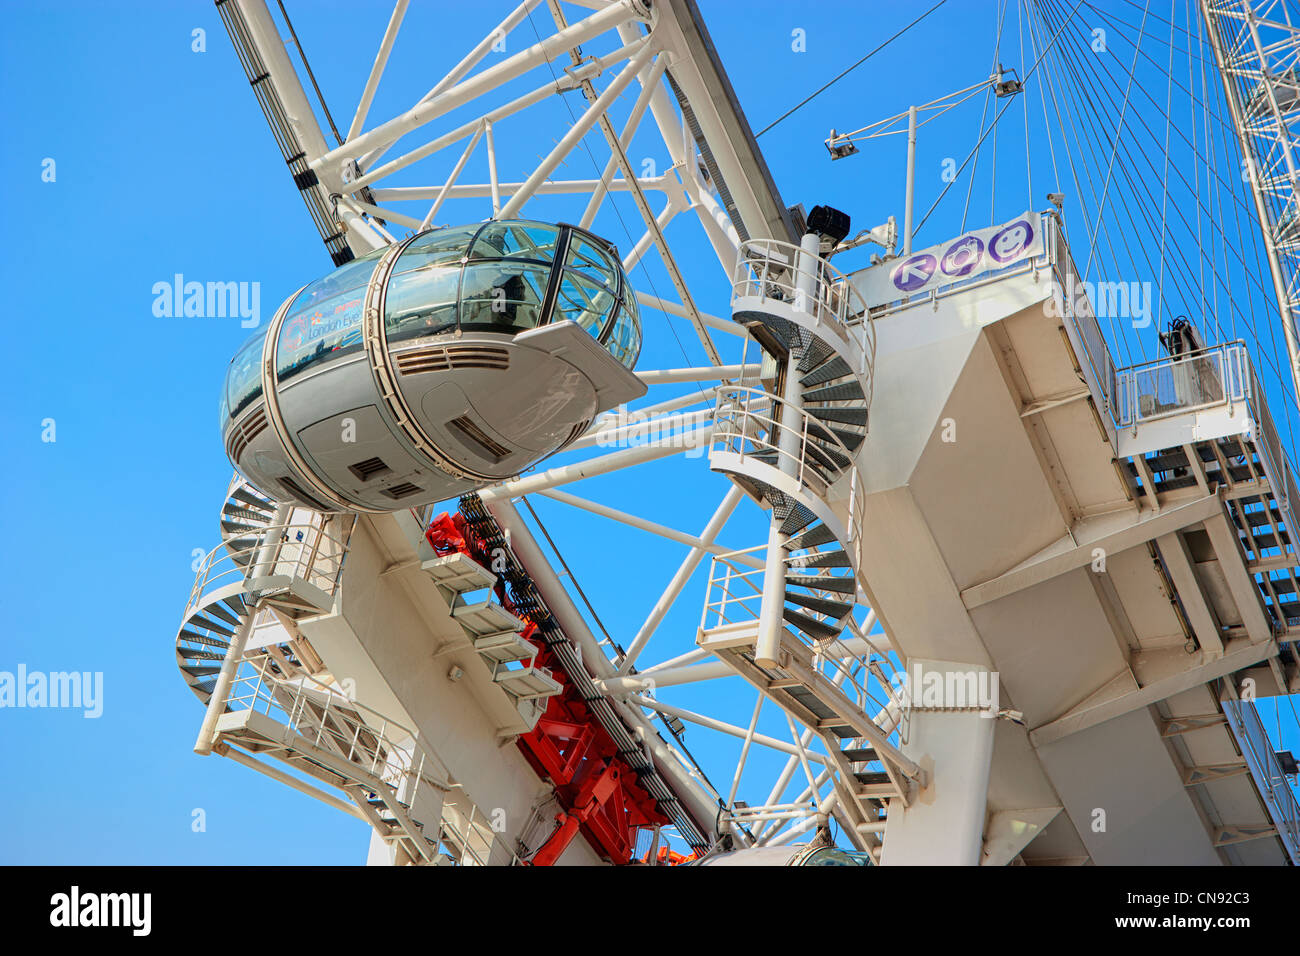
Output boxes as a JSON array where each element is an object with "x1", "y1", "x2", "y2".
[{"x1": 426, "y1": 511, "x2": 668, "y2": 865}]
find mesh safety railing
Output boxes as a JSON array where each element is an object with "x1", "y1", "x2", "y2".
[
  {"x1": 1222, "y1": 696, "x2": 1300, "y2": 863},
  {"x1": 710, "y1": 385, "x2": 864, "y2": 545},
  {"x1": 187, "y1": 516, "x2": 356, "y2": 613},
  {"x1": 697, "y1": 544, "x2": 907, "y2": 745},
  {"x1": 1114, "y1": 344, "x2": 1246, "y2": 428},
  {"x1": 732, "y1": 238, "x2": 875, "y2": 410},
  {"x1": 225, "y1": 655, "x2": 517, "y2": 866}
]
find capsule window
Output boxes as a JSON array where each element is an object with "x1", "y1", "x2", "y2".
[
  {"x1": 564, "y1": 236, "x2": 617, "y2": 288},
  {"x1": 386, "y1": 265, "x2": 461, "y2": 343},
  {"x1": 470, "y1": 221, "x2": 560, "y2": 263},
  {"x1": 277, "y1": 247, "x2": 385, "y2": 383},
  {"x1": 395, "y1": 226, "x2": 479, "y2": 274},
  {"x1": 370, "y1": 221, "x2": 641, "y2": 365},
  {"x1": 459, "y1": 262, "x2": 550, "y2": 332},
  {"x1": 605, "y1": 302, "x2": 642, "y2": 370},
  {"x1": 226, "y1": 330, "x2": 266, "y2": 419},
  {"x1": 553, "y1": 271, "x2": 616, "y2": 338}
]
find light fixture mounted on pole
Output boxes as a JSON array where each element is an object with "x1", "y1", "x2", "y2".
[{"x1": 825, "y1": 67, "x2": 1023, "y2": 257}]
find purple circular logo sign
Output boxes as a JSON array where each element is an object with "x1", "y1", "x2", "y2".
[
  {"x1": 988, "y1": 220, "x2": 1035, "y2": 264},
  {"x1": 892, "y1": 253, "x2": 938, "y2": 292},
  {"x1": 940, "y1": 235, "x2": 984, "y2": 277}
]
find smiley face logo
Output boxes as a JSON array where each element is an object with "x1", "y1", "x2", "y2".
[
  {"x1": 940, "y1": 235, "x2": 984, "y2": 277},
  {"x1": 988, "y1": 220, "x2": 1034, "y2": 263}
]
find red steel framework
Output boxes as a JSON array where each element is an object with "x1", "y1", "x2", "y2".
[{"x1": 426, "y1": 511, "x2": 668, "y2": 865}]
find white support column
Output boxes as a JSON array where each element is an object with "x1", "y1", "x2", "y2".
[
  {"x1": 476, "y1": 419, "x2": 716, "y2": 500},
  {"x1": 596, "y1": 659, "x2": 735, "y2": 694},
  {"x1": 880, "y1": 659, "x2": 997, "y2": 865},
  {"x1": 498, "y1": 43, "x2": 656, "y2": 219},
  {"x1": 350, "y1": 81, "x2": 552, "y2": 193},
  {"x1": 616, "y1": 486, "x2": 744, "y2": 674},
  {"x1": 903, "y1": 104, "x2": 917, "y2": 255},
  {"x1": 374, "y1": 175, "x2": 676, "y2": 202},
  {"x1": 753, "y1": 725, "x2": 818, "y2": 840},
  {"x1": 640, "y1": 647, "x2": 713, "y2": 674},
  {"x1": 615, "y1": 22, "x2": 741, "y2": 273},
  {"x1": 193, "y1": 612, "x2": 256, "y2": 756},
  {"x1": 753, "y1": 520, "x2": 790, "y2": 669},
  {"x1": 579, "y1": 54, "x2": 670, "y2": 229},
  {"x1": 630, "y1": 695, "x2": 830, "y2": 766},
  {"x1": 419, "y1": 0, "x2": 547, "y2": 105},
  {"x1": 764, "y1": 800, "x2": 836, "y2": 846},
  {"x1": 755, "y1": 231, "x2": 820, "y2": 667},
  {"x1": 535, "y1": 488, "x2": 763, "y2": 569},
  {"x1": 634, "y1": 291, "x2": 747, "y2": 338},
  {"x1": 633, "y1": 364, "x2": 761, "y2": 385},
  {"x1": 484, "y1": 120, "x2": 502, "y2": 216},
  {"x1": 419, "y1": 123, "x2": 484, "y2": 229},
  {"x1": 347, "y1": 0, "x2": 410, "y2": 141},
  {"x1": 570, "y1": 407, "x2": 715, "y2": 453},
  {"x1": 728, "y1": 694, "x2": 765, "y2": 807},
  {"x1": 316, "y1": 0, "x2": 646, "y2": 171},
  {"x1": 622, "y1": 196, "x2": 682, "y2": 271},
  {"x1": 195, "y1": 503, "x2": 290, "y2": 755}
]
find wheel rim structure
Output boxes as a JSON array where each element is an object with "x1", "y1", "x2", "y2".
[{"x1": 189, "y1": 0, "x2": 913, "y2": 864}]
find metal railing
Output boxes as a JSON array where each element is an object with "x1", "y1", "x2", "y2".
[
  {"x1": 1109, "y1": 342, "x2": 1292, "y2": 513},
  {"x1": 225, "y1": 655, "x2": 516, "y2": 866},
  {"x1": 1050, "y1": 221, "x2": 1121, "y2": 426},
  {"x1": 697, "y1": 543, "x2": 775, "y2": 638},
  {"x1": 228, "y1": 655, "x2": 443, "y2": 793},
  {"x1": 1052, "y1": 224, "x2": 1294, "y2": 518},
  {"x1": 1222, "y1": 697, "x2": 1300, "y2": 863},
  {"x1": 732, "y1": 238, "x2": 876, "y2": 410},
  {"x1": 710, "y1": 385, "x2": 865, "y2": 546},
  {"x1": 1114, "y1": 343, "x2": 1247, "y2": 428},
  {"x1": 187, "y1": 516, "x2": 356, "y2": 613},
  {"x1": 1248, "y1": 363, "x2": 1291, "y2": 514},
  {"x1": 697, "y1": 544, "x2": 906, "y2": 742}
]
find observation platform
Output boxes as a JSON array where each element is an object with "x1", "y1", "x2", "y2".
[{"x1": 843, "y1": 211, "x2": 1299, "y2": 864}]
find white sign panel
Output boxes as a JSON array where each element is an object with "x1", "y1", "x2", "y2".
[{"x1": 856, "y1": 212, "x2": 1045, "y2": 307}]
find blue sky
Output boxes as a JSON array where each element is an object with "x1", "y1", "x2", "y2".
[{"x1": 2, "y1": 0, "x2": 1297, "y2": 864}]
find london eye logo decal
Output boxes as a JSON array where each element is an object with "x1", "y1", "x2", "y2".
[{"x1": 281, "y1": 314, "x2": 308, "y2": 351}]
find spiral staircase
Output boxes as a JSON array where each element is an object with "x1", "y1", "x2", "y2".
[
  {"x1": 175, "y1": 480, "x2": 329, "y2": 705},
  {"x1": 697, "y1": 239, "x2": 920, "y2": 855},
  {"x1": 175, "y1": 476, "x2": 512, "y2": 865}
]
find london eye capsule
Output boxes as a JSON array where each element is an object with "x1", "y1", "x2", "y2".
[{"x1": 220, "y1": 220, "x2": 646, "y2": 512}]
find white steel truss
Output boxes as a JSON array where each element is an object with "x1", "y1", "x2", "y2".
[
  {"x1": 1202, "y1": 0, "x2": 1300, "y2": 406},
  {"x1": 204, "y1": 0, "x2": 907, "y2": 859}
]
